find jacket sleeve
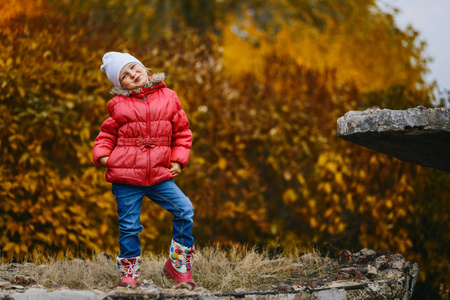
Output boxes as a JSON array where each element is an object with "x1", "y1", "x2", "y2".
[
  {"x1": 92, "y1": 117, "x2": 120, "y2": 166},
  {"x1": 170, "y1": 92, "x2": 192, "y2": 168}
]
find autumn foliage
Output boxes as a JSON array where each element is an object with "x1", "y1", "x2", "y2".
[{"x1": 0, "y1": 0, "x2": 448, "y2": 297}]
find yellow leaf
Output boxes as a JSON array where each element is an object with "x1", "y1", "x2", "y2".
[
  {"x1": 100, "y1": 223, "x2": 108, "y2": 235},
  {"x1": 17, "y1": 86, "x2": 25, "y2": 98},
  {"x1": 323, "y1": 182, "x2": 332, "y2": 194},
  {"x1": 3, "y1": 242, "x2": 16, "y2": 251},
  {"x1": 309, "y1": 217, "x2": 318, "y2": 228},
  {"x1": 320, "y1": 223, "x2": 327, "y2": 232},
  {"x1": 36, "y1": 232, "x2": 52, "y2": 243},
  {"x1": 337, "y1": 223, "x2": 346, "y2": 233},
  {"x1": 296, "y1": 173, "x2": 306, "y2": 185},
  {"x1": 20, "y1": 244, "x2": 28, "y2": 252},
  {"x1": 346, "y1": 194, "x2": 355, "y2": 212},
  {"x1": 326, "y1": 162, "x2": 337, "y2": 173},
  {"x1": 217, "y1": 157, "x2": 227, "y2": 170},
  {"x1": 282, "y1": 188, "x2": 298, "y2": 204},
  {"x1": 335, "y1": 172, "x2": 343, "y2": 185},
  {"x1": 236, "y1": 169, "x2": 250, "y2": 180},
  {"x1": 68, "y1": 233, "x2": 77, "y2": 242},
  {"x1": 317, "y1": 154, "x2": 327, "y2": 167},
  {"x1": 56, "y1": 227, "x2": 67, "y2": 235},
  {"x1": 328, "y1": 226, "x2": 335, "y2": 235},
  {"x1": 385, "y1": 200, "x2": 393, "y2": 209}
]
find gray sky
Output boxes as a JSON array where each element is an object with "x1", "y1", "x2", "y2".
[{"x1": 378, "y1": 0, "x2": 450, "y2": 92}]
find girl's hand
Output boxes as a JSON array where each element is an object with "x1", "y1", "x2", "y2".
[
  {"x1": 168, "y1": 162, "x2": 182, "y2": 177},
  {"x1": 99, "y1": 156, "x2": 109, "y2": 167}
]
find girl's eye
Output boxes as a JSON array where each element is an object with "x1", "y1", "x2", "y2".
[{"x1": 131, "y1": 64, "x2": 135, "y2": 69}]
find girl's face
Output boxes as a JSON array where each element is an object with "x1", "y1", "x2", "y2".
[{"x1": 119, "y1": 62, "x2": 148, "y2": 89}]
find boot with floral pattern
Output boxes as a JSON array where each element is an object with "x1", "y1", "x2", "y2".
[
  {"x1": 116, "y1": 256, "x2": 141, "y2": 288},
  {"x1": 163, "y1": 239, "x2": 198, "y2": 289}
]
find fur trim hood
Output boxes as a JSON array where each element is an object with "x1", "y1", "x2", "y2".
[{"x1": 109, "y1": 72, "x2": 166, "y2": 96}]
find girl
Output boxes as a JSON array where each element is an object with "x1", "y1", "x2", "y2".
[{"x1": 93, "y1": 52, "x2": 197, "y2": 289}]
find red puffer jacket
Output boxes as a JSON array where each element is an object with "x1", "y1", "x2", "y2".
[{"x1": 93, "y1": 74, "x2": 192, "y2": 186}]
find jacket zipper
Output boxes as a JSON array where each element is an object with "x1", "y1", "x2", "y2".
[{"x1": 145, "y1": 96, "x2": 150, "y2": 186}]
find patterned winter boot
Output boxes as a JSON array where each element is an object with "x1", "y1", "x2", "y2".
[
  {"x1": 116, "y1": 256, "x2": 141, "y2": 288},
  {"x1": 163, "y1": 239, "x2": 198, "y2": 289}
]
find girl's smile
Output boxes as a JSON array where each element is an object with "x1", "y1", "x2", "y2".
[{"x1": 119, "y1": 63, "x2": 148, "y2": 89}]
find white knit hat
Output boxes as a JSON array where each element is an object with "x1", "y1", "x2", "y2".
[{"x1": 100, "y1": 52, "x2": 144, "y2": 87}]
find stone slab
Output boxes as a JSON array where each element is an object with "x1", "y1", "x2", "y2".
[
  {"x1": 337, "y1": 107, "x2": 450, "y2": 172},
  {"x1": 10, "y1": 288, "x2": 105, "y2": 300}
]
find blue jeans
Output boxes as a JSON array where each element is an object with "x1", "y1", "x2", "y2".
[{"x1": 112, "y1": 180, "x2": 194, "y2": 258}]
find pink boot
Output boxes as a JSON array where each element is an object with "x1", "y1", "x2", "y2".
[
  {"x1": 116, "y1": 256, "x2": 141, "y2": 288},
  {"x1": 163, "y1": 239, "x2": 198, "y2": 289}
]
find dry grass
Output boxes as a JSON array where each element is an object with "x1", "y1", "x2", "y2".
[{"x1": 0, "y1": 245, "x2": 340, "y2": 292}]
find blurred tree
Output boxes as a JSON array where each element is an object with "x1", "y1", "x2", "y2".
[{"x1": 0, "y1": 0, "x2": 447, "y2": 297}]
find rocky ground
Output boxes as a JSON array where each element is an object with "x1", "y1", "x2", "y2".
[{"x1": 0, "y1": 248, "x2": 418, "y2": 300}]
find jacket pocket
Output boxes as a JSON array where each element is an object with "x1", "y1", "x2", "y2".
[{"x1": 106, "y1": 148, "x2": 118, "y2": 168}]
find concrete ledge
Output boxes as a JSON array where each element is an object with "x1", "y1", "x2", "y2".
[{"x1": 337, "y1": 107, "x2": 450, "y2": 172}]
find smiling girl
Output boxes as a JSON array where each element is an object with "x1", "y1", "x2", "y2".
[{"x1": 93, "y1": 52, "x2": 197, "y2": 289}]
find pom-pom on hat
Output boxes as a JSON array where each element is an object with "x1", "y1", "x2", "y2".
[{"x1": 100, "y1": 52, "x2": 144, "y2": 87}]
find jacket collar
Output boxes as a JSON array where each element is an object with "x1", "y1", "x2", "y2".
[{"x1": 109, "y1": 72, "x2": 166, "y2": 96}]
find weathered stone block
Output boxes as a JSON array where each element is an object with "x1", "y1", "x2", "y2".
[{"x1": 337, "y1": 107, "x2": 450, "y2": 172}]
